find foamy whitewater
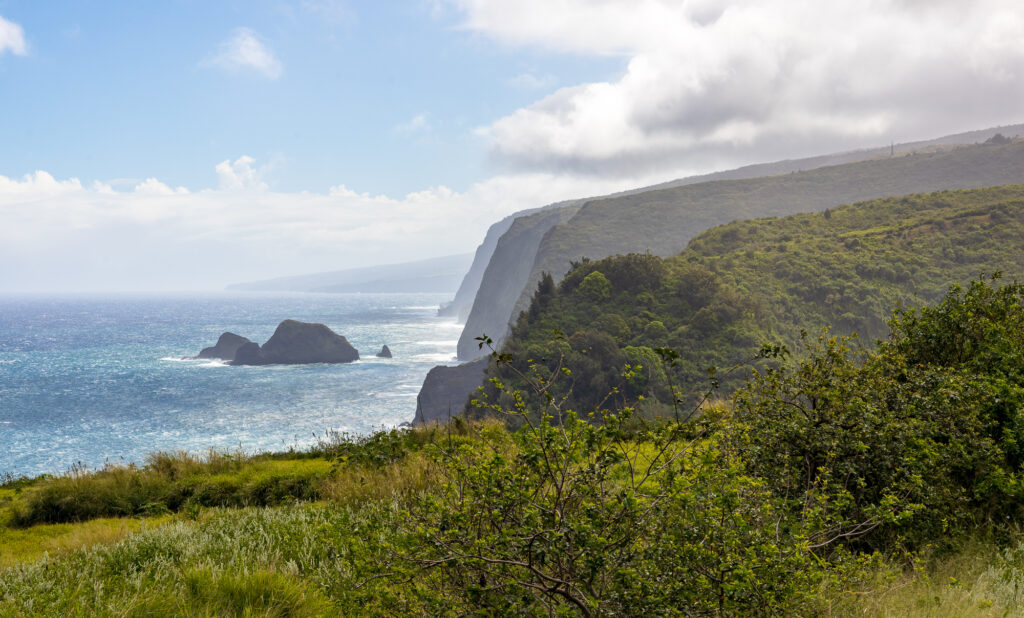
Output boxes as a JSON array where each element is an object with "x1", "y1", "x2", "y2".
[{"x1": 0, "y1": 293, "x2": 462, "y2": 477}]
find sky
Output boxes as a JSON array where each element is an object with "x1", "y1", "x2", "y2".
[{"x1": 1, "y1": 0, "x2": 1022, "y2": 292}]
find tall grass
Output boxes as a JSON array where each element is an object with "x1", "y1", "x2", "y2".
[
  {"x1": 0, "y1": 515, "x2": 173, "y2": 569},
  {"x1": 4, "y1": 421, "x2": 508, "y2": 528},
  {"x1": 7, "y1": 451, "x2": 331, "y2": 527},
  {"x1": 827, "y1": 537, "x2": 1024, "y2": 617},
  {"x1": 0, "y1": 504, "x2": 418, "y2": 615}
]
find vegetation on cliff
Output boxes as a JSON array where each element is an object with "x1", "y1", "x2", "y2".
[
  {"x1": 480, "y1": 184, "x2": 1024, "y2": 414},
  {"x1": 486, "y1": 138, "x2": 1024, "y2": 354}
]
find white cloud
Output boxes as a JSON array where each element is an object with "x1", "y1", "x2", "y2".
[
  {"x1": 215, "y1": 156, "x2": 269, "y2": 191},
  {"x1": 0, "y1": 158, "x2": 646, "y2": 292},
  {"x1": 134, "y1": 178, "x2": 189, "y2": 195},
  {"x1": 202, "y1": 28, "x2": 283, "y2": 79},
  {"x1": 0, "y1": 14, "x2": 27, "y2": 56},
  {"x1": 446, "y1": 0, "x2": 1024, "y2": 176},
  {"x1": 0, "y1": 171, "x2": 81, "y2": 194},
  {"x1": 393, "y1": 113, "x2": 431, "y2": 134}
]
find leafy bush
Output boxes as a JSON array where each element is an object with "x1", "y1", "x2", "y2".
[
  {"x1": 578, "y1": 270, "x2": 612, "y2": 301},
  {"x1": 732, "y1": 276, "x2": 1024, "y2": 552},
  {"x1": 407, "y1": 348, "x2": 833, "y2": 615}
]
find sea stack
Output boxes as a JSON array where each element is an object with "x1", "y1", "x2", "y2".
[
  {"x1": 231, "y1": 319, "x2": 360, "y2": 365},
  {"x1": 194, "y1": 320, "x2": 360, "y2": 366},
  {"x1": 231, "y1": 341, "x2": 266, "y2": 365},
  {"x1": 376, "y1": 345, "x2": 392, "y2": 358},
  {"x1": 197, "y1": 332, "x2": 252, "y2": 361}
]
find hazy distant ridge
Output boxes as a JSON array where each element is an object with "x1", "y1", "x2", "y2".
[{"x1": 227, "y1": 253, "x2": 474, "y2": 294}]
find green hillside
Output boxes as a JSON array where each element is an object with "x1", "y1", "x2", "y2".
[
  {"x1": 477, "y1": 184, "x2": 1024, "y2": 415},
  {"x1": 499, "y1": 139, "x2": 1024, "y2": 347}
]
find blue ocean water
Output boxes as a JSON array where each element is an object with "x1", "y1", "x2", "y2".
[{"x1": 0, "y1": 293, "x2": 462, "y2": 477}]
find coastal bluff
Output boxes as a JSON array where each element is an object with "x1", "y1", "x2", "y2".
[
  {"x1": 197, "y1": 320, "x2": 360, "y2": 366},
  {"x1": 413, "y1": 358, "x2": 487, "y2": 425}
]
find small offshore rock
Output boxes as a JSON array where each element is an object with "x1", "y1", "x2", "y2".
[
  {"x1": 197, "y1": 332, "x2": 252, "y2": 361},
  {"x1": 376, "y1": 345, "x2": 392, "y2": 358}
]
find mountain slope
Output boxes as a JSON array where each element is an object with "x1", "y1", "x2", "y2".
[
  {"x1": 476, "y1": 184, "x2": 1024, "y2": 417},
  {"x1": 438, "y1": 214, "x2": 520, "y2": 321},
  {"x1": 501, "y1": 138, "x2": 1024, "y2": 352},
  {"x1": 454, "y1": 127, "x2": 1024, "y2": 360}
]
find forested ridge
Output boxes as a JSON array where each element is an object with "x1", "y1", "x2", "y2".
[
  {"x1": 508, "y1": 139, "x2": 1024, "y2": 334},
  {"x1": 479, "y1": 184, "x2": 1024, "y2": 415}
]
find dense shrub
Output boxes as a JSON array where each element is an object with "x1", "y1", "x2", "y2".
[
  {"x1": 732, "y1": 276, "x2": 1024, "y2": 552},
  {"x1": 409, "y1": 365, "x2": 830, "y2": 615}
]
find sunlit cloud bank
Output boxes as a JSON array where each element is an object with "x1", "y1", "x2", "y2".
[
  {"x1": 0, "y1": 158, "x2": 647, "y2": 292},
  {"x1": 449, "y1": 0, "x2": 1024, "y2": 176}
]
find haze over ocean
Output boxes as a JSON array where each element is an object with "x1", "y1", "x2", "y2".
[{"x1": 0, "y1": 293, "x2": 459, "y2": 477}]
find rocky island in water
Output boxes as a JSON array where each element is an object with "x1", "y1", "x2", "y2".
[{"x1": 197, "y1": 319, "x2": 360, "y2": 365}]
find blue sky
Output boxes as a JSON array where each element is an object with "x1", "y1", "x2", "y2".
[
  {"x1": 0, "y1": 1, "x2": 620, "y2": 195},
  {"x1": 1, "y1": 1, "x2": 1022, "y2": 292}
]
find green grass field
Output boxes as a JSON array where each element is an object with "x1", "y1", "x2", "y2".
[{"x1": 1, "y1": 422, "x2": 1023, "y2": 615}]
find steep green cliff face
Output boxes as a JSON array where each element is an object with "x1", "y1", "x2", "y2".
[
  {"x1": 510, "y1": 140, "x2": 1024, "y2": 323},
  {"x1": 475, "y1": 184, "x2": 1024, "y2": 417},
  {"x1": 456, "y1": 205, "x2": 582, "y2": 360},
  {"x1": 449, "y1": 136, "x2": 925, "y2": 357}
]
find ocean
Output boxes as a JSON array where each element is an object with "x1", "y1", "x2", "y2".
[{"x1": 0, "y1": 293, "x2": 461, "y2": 478}]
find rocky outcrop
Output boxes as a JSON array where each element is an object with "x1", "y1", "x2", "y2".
[
  {"x1": 232, "y1": 341, "x2": 266, "y2": 365},
  {"x1": 194, "y1": 320, "x2": 360, "y2": 366},
  {"x1": 197, "y1": 332, "x2": 252, "y2": 361},
  {"x1": 238, "y1": 320, "x2": 360, "y2": 365},
  {"x1": 376, "y1": 345, "x2": 392, "y2": 358},
  {"x1": 413, "y1": 359, "x2": 488, "y2": 425}
]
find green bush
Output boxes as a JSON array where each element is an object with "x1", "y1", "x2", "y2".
[
  {"x1": 578, "y1": 270, "x2": 611, "y2": 301},
  {"x1": 407, "y1": 350, "x2": 832, "y2": 615},
  {"x1": 732, "y1": 276, "x2": 1024, "y2": 552}
]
